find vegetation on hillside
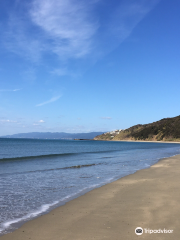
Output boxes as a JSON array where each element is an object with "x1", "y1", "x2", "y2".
[{"x1": 94, "y1": 115, "x2": 180, "y2": 142}]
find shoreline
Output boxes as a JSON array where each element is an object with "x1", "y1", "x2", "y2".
[
  {"x1": 113, "y1": 140, "x2": 180, "y2": 143},
  {"x1": 94, "y1": 139, "x2": 180, "y2": 143},
  {"x1": 1, "y1": 154, "x2": 180, "y2": 239}
]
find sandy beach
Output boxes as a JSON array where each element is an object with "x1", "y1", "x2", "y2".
[{"x1": 1, "y1": 154, "x2": 180, "y2": 240}]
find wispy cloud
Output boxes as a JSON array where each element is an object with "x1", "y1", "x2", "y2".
[
  {"x1": 0, "y1": 119, "x2": 17, "y2": 123},
  {"x1": 100, "y1": 117, "x2": 112, "y2": 120},
  {"x1": 38, "y1": 120, "x2": 45, "y2": 123},
  {"x1": 94, "y1": 0, "x2": 161, "y2": 57},
  {"x1": 33, "y1": 120, "x2": 45, "y2": 125},
  {"x1": 3, "y1": 0, "x2": 160, "y2": 65},
  {"x1": 30, "y1": 0, "x2": 98, "y2": 60},
  {"x1": 36, "y1": 95, "x2": 61, "y2": 107},
  {"x1": 0, "y1": 89, "x2": 22, "y2": 92}
]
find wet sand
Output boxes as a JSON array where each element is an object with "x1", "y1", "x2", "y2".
[{"x1": 1, "y1": 155, "x2": 180, "y2": 240}]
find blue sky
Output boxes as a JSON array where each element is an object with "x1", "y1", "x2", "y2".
[{"x1": 0, "y1": 0, "x2": 180, "y2": 135}]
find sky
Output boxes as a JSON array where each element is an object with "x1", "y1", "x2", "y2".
[{"x1": 0, "y1": 0, "x2": 180, "y2": 135}]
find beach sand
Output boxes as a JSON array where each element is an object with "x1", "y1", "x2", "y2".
[{"x1": 1, "y1": 155, "x2": 180, "y2": 240}]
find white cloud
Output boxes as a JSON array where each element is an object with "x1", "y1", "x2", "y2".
[
  {"x1": 0, "y1": 119, "x2": 17, "y2": 123},
  {"x1": 3, "y1": 0, "x2": 160, "y2": 65},
  {"x1": 30, "y1": 0, "x2": 98, "y2": 59},
  {"x1": 100, "y1": 117, "x2": 112, "y2": 120},
  {"x1": 38, "y1": 120, "x2": 45, "y2": 123},
  {"x1": 36, "y1": 95, "x2": 61, "y2": 107}
]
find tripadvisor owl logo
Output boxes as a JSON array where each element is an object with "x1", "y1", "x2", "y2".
[{"x1": 135, "y1": 227, "x2": 143, "y2": 235}]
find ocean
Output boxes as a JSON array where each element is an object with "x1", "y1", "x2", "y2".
[{"x1": 0, "y1": 138, "x2": 180, "y2": 235}]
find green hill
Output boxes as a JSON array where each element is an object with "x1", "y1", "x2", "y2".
[{"x1": 94, "y1": 115, "x2": 180, "y2": 142}]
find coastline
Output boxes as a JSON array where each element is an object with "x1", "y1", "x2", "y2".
[
  {"x1": 1, "y1": 154, "x2": 180, "y2": 239},
  {"x1": 113, "y1": 140, "x2": 180, "y2": 144},
  {"x1": 94, "y1": 139, "x2": 180, "y2": 143}
]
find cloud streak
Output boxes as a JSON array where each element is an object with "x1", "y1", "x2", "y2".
[
  {"x1": 38, "y1": 120, "x2": 45, "y2": 123},
  {"x1": 0, "y1": 119, "x2": 17, "y2": 123},
  {"x1": 94, "y1": 0, "x2": 161, "y2": 57},
  {"x1": 36, "y1": 95, "x2": 61, "y2": 107},
  {"x1": 100, "y1": 117, "x2": 112, "y2": 120},
  {"x1": 33, "y1": 120, "x2": 45, "y2": 125}
]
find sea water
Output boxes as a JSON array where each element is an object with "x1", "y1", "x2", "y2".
[{"x1": 0, "y1": 138, "x2": 180, "y2": 235}]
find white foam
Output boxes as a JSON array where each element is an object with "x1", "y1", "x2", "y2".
[
  {"x1": 0, "y1": 201, "x2": 58, "y2": 233},
  {"x1": 0, "y1": 184, "x2": 107, "y2": 234},
  {"x1": 2, "y1": 150, "x2": 179, "y2": 235}
]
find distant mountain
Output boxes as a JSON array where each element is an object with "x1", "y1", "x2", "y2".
[
  {"x1": 94, "y1": 115, "x2": 180, "y2": 142},
  {"x1": 1, "y1": 132, "x2": 104, "y2": 140}
]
